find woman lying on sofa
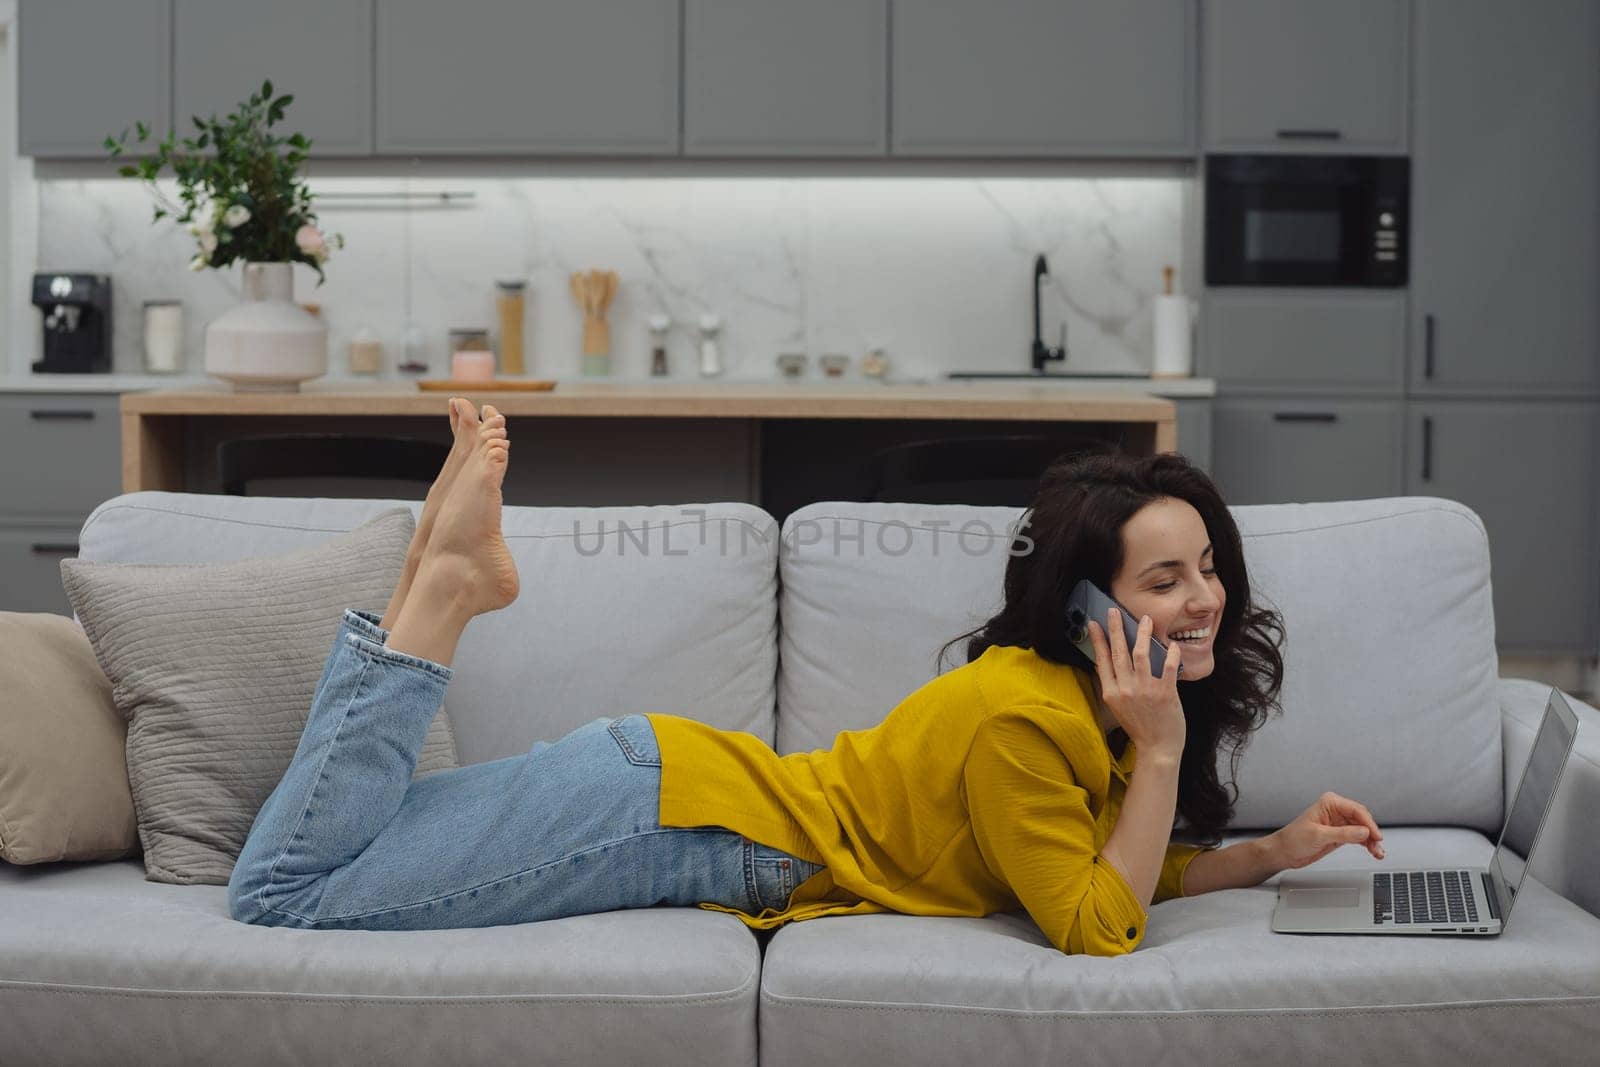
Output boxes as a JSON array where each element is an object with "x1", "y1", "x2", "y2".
[{"x1": 228, "y1": 398, "x2": 1386, "y2": 956}]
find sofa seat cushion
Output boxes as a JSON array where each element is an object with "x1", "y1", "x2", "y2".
[
  {"x1": 0, "y1": 859, "x2": 761, "y2": 1067},
  {"x1": 756, "y1": 828, "x2": 1600, "y2": 1066}
]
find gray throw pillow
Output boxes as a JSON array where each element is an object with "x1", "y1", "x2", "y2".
[{"x1": 60, "y1": 508, "x2": 458, "y2": 885}]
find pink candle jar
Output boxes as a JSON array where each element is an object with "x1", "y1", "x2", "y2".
[{"x1": 451, "y1": 351, "x2": 496, "y2": 382}]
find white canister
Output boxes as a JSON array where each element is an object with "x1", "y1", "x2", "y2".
[
  {"x1": 1151, "y1": 295, "x2": 1196, "y2": 378},
  {"x1": 142, "y1": 300, "x2": 184, "y2": 373}
]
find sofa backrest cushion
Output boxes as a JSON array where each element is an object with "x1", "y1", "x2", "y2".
[
  {"x1": 79, "y1": 493, "x2": 779, "y2": 763},
  {"x1": 776, "y1": 497, "x2": 1502, "y2": 835}
]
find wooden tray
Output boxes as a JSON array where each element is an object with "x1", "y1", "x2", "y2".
[{"x1": 417, "y1": 379, "x2": 557, "y2": 392}]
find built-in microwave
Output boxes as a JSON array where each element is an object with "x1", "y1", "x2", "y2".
[{"x1": 1204, "y1": 154, "x2": 1409, "y2": 287}]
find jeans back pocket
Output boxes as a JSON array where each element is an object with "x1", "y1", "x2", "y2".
[
  {"x1": 747, "y1": 840, "x2": 828, "y2": 913},
  {"x1": 607, "y1": 715, "x2": 662, "y2": 767}
]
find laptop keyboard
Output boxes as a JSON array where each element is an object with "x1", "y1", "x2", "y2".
[{"x1": 1373, "y1": 870, "x2": 1478, "y2": 925}]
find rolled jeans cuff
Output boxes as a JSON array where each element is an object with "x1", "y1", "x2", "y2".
[
  {"x1": 339, "y1": 608, "x2": 454, "y2": 682},
  {"x1": 342, "y1": 608, "x2": 391, "y2": 645}
]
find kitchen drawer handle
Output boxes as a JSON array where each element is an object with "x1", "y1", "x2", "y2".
[
  {"x1": 29, "y1": 409, "x2": 97, "y2": 421},
  {"x1": 1275, "y1": 129, "x2": 1343, "y2": 140},
  {"x1": 29, "y1": 542, "x2": 80, "y2": 555},
  {"x1": 1272, "y1": 412, "x2": 1339, "y2": 423},
  {"x1": 1422, "y1": 416, "x2": 1433, "y2": 481},
  {"x1": 1424, "y1": 314, "x2": 1436, "y2": 379}
]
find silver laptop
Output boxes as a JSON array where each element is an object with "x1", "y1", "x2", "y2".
[{"x1": 1273, "y1": 686, "x2": 1578, "y2": 937}]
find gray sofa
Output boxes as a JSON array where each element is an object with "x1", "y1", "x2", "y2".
[{"x1": 3, "y1": 490, "x2": 1598, "y2": 1065}]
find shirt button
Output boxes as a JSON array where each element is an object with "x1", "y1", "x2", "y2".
[{"x1": 1126, "y1": 927, "x2": 1138, "y2": 939}]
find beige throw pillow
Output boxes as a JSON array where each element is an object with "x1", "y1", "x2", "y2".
[
  {"x1": 60, "y1": 508, "x2": 458, "y2": 885},
  {"x1": 0, "y1": 612, "x2": 139, "y2": 864}
]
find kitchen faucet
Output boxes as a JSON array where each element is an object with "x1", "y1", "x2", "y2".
[{"x1": 1032, "y1": 253, "x2": 1067, "y2": 373}]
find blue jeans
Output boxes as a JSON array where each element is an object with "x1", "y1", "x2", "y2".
[{"x1": 228, "y1": 609, "x2": 825, "y2": 931}]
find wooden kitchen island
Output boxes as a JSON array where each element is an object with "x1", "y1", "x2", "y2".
[{"x1": 121, "y1": 381, "x2": 1178, "y2": 522}]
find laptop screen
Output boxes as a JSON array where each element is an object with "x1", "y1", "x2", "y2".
[{"x1": 1490, "y1": 689, "x2": 1579, "y2": 914}]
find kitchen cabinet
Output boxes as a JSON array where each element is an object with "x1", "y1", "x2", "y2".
[
  {"x1": 18, "y1": 0, "x2": 171, "y2": 158},
  {"x1": 1173, "y1": 398, "x2": 1213, "y2": 473},
  {"x1": 684, "y1": 0, "x2": 887, "y2": 156},
  {"x1": 375, "y1": 0, "x2": 680, "y2": 156},
  {"x1": 1202, "y1": 0, "x2": 1409, "y2": 154},
  {"x1": 890, "y1": 0, "x2": 1194, "y2": 157},
  {"x1": 0, "y1": 393, "x2": 124, "y2": 521},
  {"x1": 1201, "y1": 290, "x2": 1406, "y2": 391},
  {"x1": 1410, "y1": 0, "x2": 1600, "y2": 395},
  {"x1": 1406, "y1": 401, "x2": 1598, "y2": 653},
  {"x1": 175, "y1": 0, "x2": 372, "y2": 156},
  {"x1": 0, "y1": 526, "x2": 82, "y2": 615},
  {"x1": 1209, "y1": 396, "x2": 1405, "y2": 504},
  {"x1": 0, "y1": 393, "x2": 124, "y2": 617}
]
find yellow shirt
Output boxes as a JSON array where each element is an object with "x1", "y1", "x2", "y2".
[{"x1": 646, "y1": 643, "x2": 1214, "y2": 957}]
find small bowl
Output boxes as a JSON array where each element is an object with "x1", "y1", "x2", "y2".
[
  {"x1": 777, "y1": 352, "x2": 808, "y2": 379},
  {"x1": 820, "y1": 353, "x2": 850, "y2": 378}
]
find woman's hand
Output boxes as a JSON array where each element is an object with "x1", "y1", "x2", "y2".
[
  {"x1": 1086, "y1": 608, "x2": 1185, "y2": 762},
  {"x1": 1266, "y1": 791, "x2": 1385, "y2": 870}
]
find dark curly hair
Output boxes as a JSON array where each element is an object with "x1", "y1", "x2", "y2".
[{"x1": 937, "y1": 445, "x2": 1286, "y2": 846}]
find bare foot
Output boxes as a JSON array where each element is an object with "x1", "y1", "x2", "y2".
[
  {"x1": 416, "y1": 398, "x2": 490, "y2": 550},
  {"x1": 415, "y1": 405, "x2": 519, "y2": 616},
  {"x1": 380, "y1": 398, "x2": 494, "y2": 629}
]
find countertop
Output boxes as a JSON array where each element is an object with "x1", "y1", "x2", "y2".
[
  {"x1": 118, "y1": 379, "x2": 1184, "y2": 422},
  {"x1": 4, "y1": 372, "x2": 1216, "y2": 398}
]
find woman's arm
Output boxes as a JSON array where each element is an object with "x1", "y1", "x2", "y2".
[
  {"x1": 1100, "y1": 751, "x2": 1181, "y2": 911},
  {"x1": 1180, "y1": 790, "x2": 1385, "y2": 895},
  {"x1": 1181, "y1": 836, "x2": 1281, "y2": 895}
]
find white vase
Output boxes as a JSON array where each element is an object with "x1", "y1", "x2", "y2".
[{"x1": 204, "y1": 262, "x2": 327, "y2": 392}]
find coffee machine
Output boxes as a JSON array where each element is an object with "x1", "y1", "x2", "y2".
[{"x1": 32, "y1": 273, "x2": 112, "y2": 373}]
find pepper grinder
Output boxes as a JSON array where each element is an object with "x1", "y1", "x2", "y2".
[
  {"x1": 697, "y1": 313, "x2": 724, "y2": 377},
  {"x1": 649, "y1": 313, "x2": 671, "y2": 376}
]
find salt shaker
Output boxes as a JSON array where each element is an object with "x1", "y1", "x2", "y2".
[
  {"x1": 649, "y1": 314, "x2": 672, "y2": 376},
  {"x1": 698, "y1": 313, "x2": 724, "y2": 377}
]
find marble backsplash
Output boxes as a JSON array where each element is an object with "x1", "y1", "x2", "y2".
[{"x1": 25, "y1": 175, "x2": 1186, "y2": 383}]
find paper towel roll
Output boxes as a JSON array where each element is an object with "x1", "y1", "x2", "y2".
[{"x1": 1152, "y1": 295, "x2": 1193, "y2": 378}]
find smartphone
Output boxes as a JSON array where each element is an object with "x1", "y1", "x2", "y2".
[{"x1": 1065, "y1": 578, "x2": 1179, "y2": 678}]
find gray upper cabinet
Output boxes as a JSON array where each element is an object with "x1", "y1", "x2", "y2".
[
  {"x1": 375, "y1": 0, "x2": 680, "y2": 156},
  {"x1": 175, "y1": 0, "x2": 372, "y2": 156},
  {"x1": 685, "y1": 0, "x2": 887, "y2": 156},
  {"x1": 1203, "y1": 0, "x2": 1409, "y2": 154},
  {"x1": 1407, "y1": 401, "x2": 1597, "y2": 653},
  {"x1": 1410, "y1": 0, "x2": 1600, "y2": 394},
  {"x1": 891, "y1": 0, "x2": 1194, "y2": 157},
  {"x1": 19, "y1": 0, "x2": 172, "y2": 158}
]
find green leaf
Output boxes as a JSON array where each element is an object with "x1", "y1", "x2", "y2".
[
  {"x1": 274, "y1": 94, "x2": 293, "y2": 113},
  {"x1": 288, "y1": 132, "x2": 309, "y2": 150},
  {"x1": 152, "y1": 207, "x2": 167, "y2": 221},
  {"x1": 261, "y1": 79, "x2": 273, "y2": 99},
  {"x1": 135, "y1": 120, "x2": 149, "y2": 140},
  {"x1": 118, "y1": 164, "x2": 137, "y2": 177}
]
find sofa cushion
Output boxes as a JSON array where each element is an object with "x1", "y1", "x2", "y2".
[
  {"x1": 777, "y1": 498, "x2": 1502, "y2": 834},
  {"x1": 755, "y1": 827, "x2": 1600, "y2": 1066},
  {"x1": 61, "y1": 508, "x2": 459, "y2": 885},
  {"x1": 0, "y1": 612, "x2": 137, "y2": 864},
  {"x1": 0, "y1": 858, "x2": 760, "y2": 1067},
  {"x1": 77, "y1": 492, "x2": 781, "y2": 762}
]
